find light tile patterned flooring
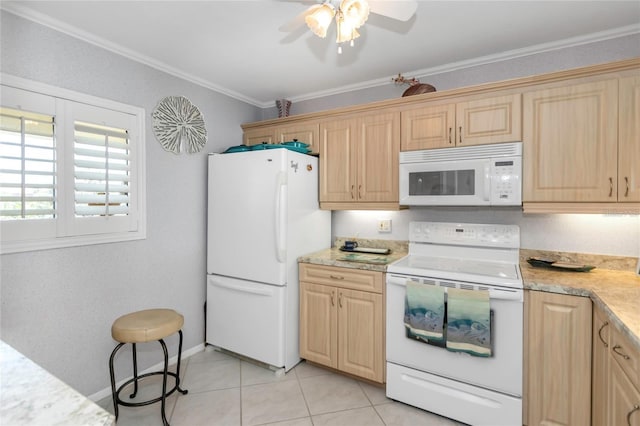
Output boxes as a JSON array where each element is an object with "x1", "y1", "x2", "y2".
[{"x1": 97, "y1": 346, "x2": 465, "y2": 426}]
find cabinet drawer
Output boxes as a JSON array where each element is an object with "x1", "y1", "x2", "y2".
[
  {"x1": 610, "y1": 324, "x2": 640, "y2": 390},
  {"x1": 299, "y1": 263, "x2": 383, "y2": 293}
]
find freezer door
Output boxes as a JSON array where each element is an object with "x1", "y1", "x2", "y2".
[
  {"x1": 206, "y1": 274, "x2": 285, "y2": 367},
  {"x1": 207, "y1": 150, "x2": 288, "y2": 285}
]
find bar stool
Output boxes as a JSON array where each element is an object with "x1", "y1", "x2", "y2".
[{"x1": 109, "y1": 308, "x2": 188, "y2": 426}]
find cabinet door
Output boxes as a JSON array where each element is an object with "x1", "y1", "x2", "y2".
[
  {"x1": 244, "y1": 126, "x2": 276, "y2": 146},
  {"x1": 527, "y1": 291, "x2": 592, "y2": 426},
  {"x1": 609, "y1": 356, "x2": 640, "y2": 426},
  {"x1": 337, "y1": 288, "x2": 384, "y2": 383},
  {"x1": 400, "y1": 104, "x2": 455, "y2": 151},
  {"x1": 276, "y1": 121, "x2": 320, "y2": 154},
  {"x1": 299, "y1": 282, "x2": 337, "y2": 368},
  {"x1": 523, "y1": 79, "x2": 618, "y2": 202},
  {"x1": 619, "y1": 75, "x2": 640, "y2": 202},
  {"x1": 319, "y1": 118, "x2": 357, "y2": 202},
  {"x1": 356, "y1": 112, "x2": 400, "y2": 203},
  {"x1": 592, "y1": 305, "x2": 610, "y2": 426},
  {"x1": 456, "y1": 94, "x2": 522, "y2": 146}
]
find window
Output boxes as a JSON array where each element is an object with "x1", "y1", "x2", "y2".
[{"x1": 0, "y1": 75, "x2": 146, "y2": 253}]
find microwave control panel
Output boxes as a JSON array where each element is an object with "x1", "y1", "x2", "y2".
[{"x1": 490, "y1": 157, "x2": 522, "y2": 205}]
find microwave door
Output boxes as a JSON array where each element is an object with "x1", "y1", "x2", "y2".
[{"x1": 400, "y1": 159, "x2": 490, "y2": 206}]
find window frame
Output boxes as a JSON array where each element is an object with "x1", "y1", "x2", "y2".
[{"x1": 1, "y1": 74, "x2": 146, "y2": 254}]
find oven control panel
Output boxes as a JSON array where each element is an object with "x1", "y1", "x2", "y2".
[{"x1": 409, "y1": 222, "x2": 520, "y2": 248}]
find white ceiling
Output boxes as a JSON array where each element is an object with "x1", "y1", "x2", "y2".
[{"x1": 3, "y1": 1, "x2": 639, "y2": 107}]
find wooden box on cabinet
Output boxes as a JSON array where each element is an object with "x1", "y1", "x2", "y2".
[
  {"x1": 400, "y1": 94, "x2": 521, "y2": 151},
  {"x1": 526, "y1": 290, "x2": 592, "y2": 426},
  {"x1": 299, "y1": 263, "x2": 385, "y2": 383}
]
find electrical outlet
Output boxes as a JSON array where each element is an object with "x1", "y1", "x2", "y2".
[{"x1": 377, "y1": 219, "x2": 391, "y2": 233}]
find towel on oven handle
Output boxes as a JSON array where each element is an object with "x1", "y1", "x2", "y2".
[
  {"x1": 445, "y1": 288, "x2": 492, "y2": 357},
  {"x1": 404, "y1": 280, "x2": 445, "y2": 342}
]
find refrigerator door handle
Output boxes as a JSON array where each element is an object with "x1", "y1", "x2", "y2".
[
  {"x1": 275, "y1": 171, "x2": 287, "y2": 263},
  {"x1": 211, "y1": 278, "x2": 275, "y2": 296}
]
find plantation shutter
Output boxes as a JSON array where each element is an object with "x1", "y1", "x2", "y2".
[
  {"x1": 0, "y1": 107, "x2": 56, "y2": 220},
  {"x1": 74, "y1": 121, "x2": 130, "y2": 217}
]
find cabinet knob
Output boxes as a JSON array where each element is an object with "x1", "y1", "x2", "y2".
[
  {"x1": 628, "y1": 405, "x2": 639, "y2": 426},
  {"x1": 358, "y1": 184, "x2": 362, "y2": 199},
  {"x1": 613, "y1": 344, "x2": 631, "y2": 360},
  {"x1": 329, "y1": 275, "x2": 344, "y2": 280},
  {"x1": 350, "y1": 185, "x2": 355, "y2": 200},
  {"x1": 609, "y1": 177, "x2": 614, "y2": 197},
  {"x1": 448, "y1": 127, "x2": 453, "y2": 144},
  {"x1": 597, "y1": 321, "x2": 609, "y2": 347},
  {"x1": 459, "y1": 126, "x2": 463, "y2": 144},
  {"x1": 625, "y1": 176, "x2": 629, "y2": 197},
  {"x1": 338, "y1": 292, "x2": 343, "y2": 308},
  {"x1": 330, "y1": 291, "x2": 335, "y2": 306}
]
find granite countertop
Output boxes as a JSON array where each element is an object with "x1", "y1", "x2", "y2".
[
  {"x1": 0, "y1": 340, "x2": 115, "y2": 426},
  {"x1": 299, "y1": 242, "x2": 640, "y2": 352},
  {"x1": 298, "y1": 238, "x2": 408, "y2": 272},
  {"x1": 520, "y1": 250, "x2": 640, "y2": 352}
]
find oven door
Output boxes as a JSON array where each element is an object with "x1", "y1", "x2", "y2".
[
  {"x1": 386, "y1": 273, "x2": 523, "y2": 396},
  {"x1": 399, "y1": 158, "x2": 491, "y2": 206}
]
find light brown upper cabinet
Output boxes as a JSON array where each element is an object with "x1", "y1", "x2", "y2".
[
  {"x1": 319, "y1": 111, "x2": 400, "y2": 210},
  {"x1": 523, "y1": 79, "x2": 620, "y2": 203},
  {"x1": 243, "y1": 120, "x2": 320, "y2": 154},
  {"x1": 618, "y1": 75, "x2": 640, "y2": 202},
  {"x1": 243, "y1": 125, "x2": 276, "y2": 146},
  {"x1": 400, "y1": 94, "x2": 522, "y2": 151}
]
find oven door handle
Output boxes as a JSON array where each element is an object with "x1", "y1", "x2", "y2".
[{"x1": 387, "y1": 274, "x2": 523, "y2": 302}]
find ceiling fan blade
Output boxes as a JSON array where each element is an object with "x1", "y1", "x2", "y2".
[
  {"x1": 368, "y1": 0, "x2": 417, "y2": 21},
  {"x1": 279, "y1": 3, "x2": 320, "y2": 32}
]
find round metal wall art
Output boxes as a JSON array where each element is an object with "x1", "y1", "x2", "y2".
[{"x1": 152, "y1": 96, "x2": 207, "y2": 154}]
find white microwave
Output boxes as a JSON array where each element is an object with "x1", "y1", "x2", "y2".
[{"x1": 399, "y1": 142, "x2": 522, "y2": 206}]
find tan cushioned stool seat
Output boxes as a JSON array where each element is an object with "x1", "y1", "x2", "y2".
[{"x1": 112, "y1": 309, "x2": 184, "y2": 343}]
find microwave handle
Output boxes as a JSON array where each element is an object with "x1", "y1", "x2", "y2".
[{"x1": 483, "y1": 164, "x2": 491, "y2": 201}]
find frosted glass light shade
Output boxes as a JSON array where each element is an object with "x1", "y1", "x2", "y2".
[
  {"x1": 341, "y1": 0, "x2": 369, "y2": 28},
  {"x1": 336, "y1": 16, "x2": 360, "y2": 43},
  {"x1": 305, "y1": 4, "x2": 336, "y2": 38}
]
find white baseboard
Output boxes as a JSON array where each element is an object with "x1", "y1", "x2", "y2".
[{"x1": 88, "y1": 343, "x2": 205, "y2": 402}]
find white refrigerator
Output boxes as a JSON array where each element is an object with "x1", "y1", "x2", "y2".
[{"x1": 206, "y1": 149, "x2": 331, "y2": 371}]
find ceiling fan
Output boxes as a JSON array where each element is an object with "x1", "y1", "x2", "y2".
[{"x1": 280, "y1": 0, "x2": 418, "y2": 53}]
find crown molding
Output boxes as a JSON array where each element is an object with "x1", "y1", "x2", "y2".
[{"x1": 3, "y1": 3, "x2": 638, "y2": 109}]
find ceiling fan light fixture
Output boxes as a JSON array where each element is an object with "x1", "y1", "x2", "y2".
[{"x1": 305, "y1": 3, "x2": 336, "y2": 38}]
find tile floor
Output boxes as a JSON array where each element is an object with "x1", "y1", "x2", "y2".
[{"x1": 97, "y1": 346, "x2": 465, "y2": 426}]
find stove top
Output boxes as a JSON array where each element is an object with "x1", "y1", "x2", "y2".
[
  {"x1": 388, "y1": 254, "x2": 522, "y2": 288},
  {"x1": 388, "y1": 222, "x2": 523, "y2": 289}
]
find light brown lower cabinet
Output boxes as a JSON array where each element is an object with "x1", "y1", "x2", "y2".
[
  {"x1": 594, "y1": 301, "x2": 640, "y2": 426},
  {"x1": 592, "y1": 303, "x2": 610, "y2": 425},
  {"x1": 299, "y1": 263, "x2": 384, "y2": 383},
  {"x1": 526, "y1": 290, "x2": 592, "y2": 426}
]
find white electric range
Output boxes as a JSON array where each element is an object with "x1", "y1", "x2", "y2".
[{"x1": 386, "y1": 221, "x2": 523, "y2": 426}]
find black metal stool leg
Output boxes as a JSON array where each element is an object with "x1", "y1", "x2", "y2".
[
  {"x1": 109, "y1": 342, "x2": 125, "y2": 421},
  {"x1": 129, "y1": 343, "x2": 138, "y2": 398},
  {"x1": 174, "y1": 330, "x2": 188, "y2": 395},
  {"x1": 159, "y1": 339, "x2": 170, "y2": 426}
]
